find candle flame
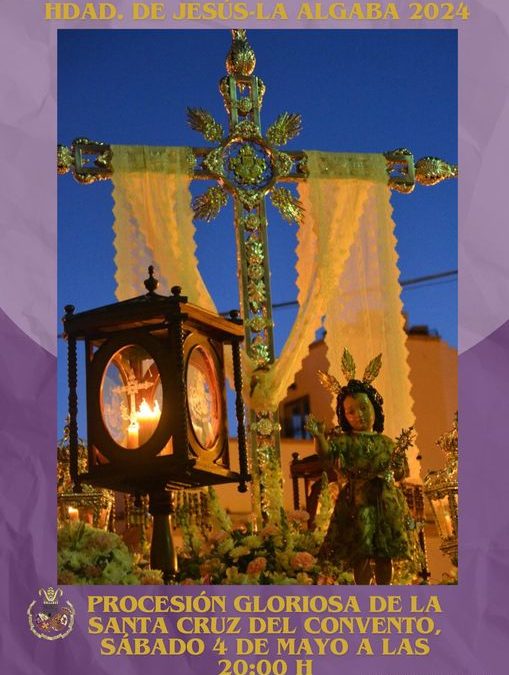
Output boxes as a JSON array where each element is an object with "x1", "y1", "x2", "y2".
[{"x1": 137, "y1": 398, "x2": 161, "y2": 420}]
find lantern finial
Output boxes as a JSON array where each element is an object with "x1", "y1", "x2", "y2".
[{"x1": 144, "y1": 265, "x2": 159, "y2": 295}]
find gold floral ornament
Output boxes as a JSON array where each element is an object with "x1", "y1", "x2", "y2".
[
  {"x1": 318, "y1": 348, "x2": 383, "y2": 394},
  {"x1": 266, "y1": 112, "x2": 303, "y2": 146},
  {"x1": 362, "y1": 353, "x2": 382, "y2": 384},
  {"x1": 220, "y1": 30, "x2": 265, "y2": 115},
  {"x1": 219, "y1": 76, "x2": 266, "y2": 116},
  {"x1": 251, "y1": 417, "x2": 280, "y2": 436},
  {"x1": 317, "y1": 371, "x2": 341, "y2": 396},
  {"x1": 247, "y1": 279, "x2": 266, "y2": 311},
  {"x1": 245, "y1": 239, "x2": 264, "y2": 264},
  {"x1": 57, "y1": 144, "x2": 74, "y2": 174},
  {"x1": 226, "y1": 29, "x2": 256, "y2": 77},
  {"x1": 247, "y1": 316, "x2": 270, "y2": 332},
  {"x1": 241, "y1": 214, "x2": 261, "y2": 231},
  {"x1": 415, "y1": 156, "x2": 458, "y2": 186},
  {"x1": 190, "y1": 40, "x2": 305, "y2": 225},
  {"x1": 232, "y1": 120, "x2": 262, "y2": 139},
  {"x1": 238, "y1": 190, "x2": 264, "y2": 211},
  {"x1": 272, "y1": 151, "x2": 293, "y2": 177},
  {"x1": 203, "y1": 148, "x2": 225, "y2": 176},
  {"x1": 191, "y1": 186, "x2": 228, "y2": 222},
  {"x1": 191, "y1": 117, "x2": 304, "y2": 218},
  {"x1": 57, "y1": 137, "x2": 112, "y2": 184},
  {"x1": 384, "y1": 147, "x2": 458, "y2": 194},
  {"x1": 247, "y1": 264, "x2": 264, "y2": 281},
  {"x1": 249, "y1": 342, "x2": 270, "y2": 368},
  {"x1": 270, "y1": 187, "x2": 304, "y2": 224},
  {"x1": 229, "y1": 144, "x2": 267, "y2": 186},
  {"x1": 185, "y1": 148, "x2": 197, "y2": 175},
  {"x1": 341, "y1": 348, "x2": 357, "y2": 381},
  {"x1": 238, "y1": 97, "x2": 253, "y2": 115},
  {"x1": 187, "y1": 108, "x2": 224, "y2": 143}
]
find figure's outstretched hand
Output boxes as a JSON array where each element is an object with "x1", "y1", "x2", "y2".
[
  {"x1": 392, "y1": 426, "x2": 415, "y2": 481},
  {"x1": 305, "y1": 414, "x2": 326, "y2": 438}
]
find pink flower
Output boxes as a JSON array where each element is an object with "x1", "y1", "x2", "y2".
[
  {"x1": 289, "y1": 510, "x2": 310, "y2": 523},
  {"x1": 290, "y1": 552, "x2": 316, "y2": 572},
  {"x1": 58, "y1": 570, "x2": 77, "y2": 584},
  {"x1": 317, "y1": 574, "x2": 336, "y2": 585},
  {"x1": 200, "y1": 558, "x2": 222, "y2": 577},
  {"x1": 84, "y1": 564, "x2": 102, "y2": 578},
  {"x1": 140, "y1": 570, "x2": 164, "y2": 585},
  {"x1": 229, "y1": 545, "x2": 250, "y2": 560},
  {"x1": 261, "y1": 524, "x2": 280, "y2": 538},
  {"x1": 209, "y1": 530, "x2": 229, "y2": 544},
  {"x1": 92, "y1": 532, "x2": 114, "y2": 551},
  {"x1": 247, "y1": 557, "x2": 267, "y2": 576}
]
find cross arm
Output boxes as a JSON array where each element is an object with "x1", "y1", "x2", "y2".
[{"x1": 57, "y1": 138, "x2": 457, "y2": 194}]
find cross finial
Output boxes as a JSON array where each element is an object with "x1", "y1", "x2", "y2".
[{"x1": 226, "y1": 29, "x2": 256, "y2": 77}]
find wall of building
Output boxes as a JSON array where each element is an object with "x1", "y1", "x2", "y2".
[{"x1": 406, "y1": 333, "x2": 458, "y2": 478}]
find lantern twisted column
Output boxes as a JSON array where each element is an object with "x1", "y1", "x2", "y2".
[{"x1": 64, "y1": 304, "x2": 80, "y2": 492}]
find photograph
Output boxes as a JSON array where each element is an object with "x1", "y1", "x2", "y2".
[{"x1": 57, "y1": 29, "x2": 457, "y2": 586}]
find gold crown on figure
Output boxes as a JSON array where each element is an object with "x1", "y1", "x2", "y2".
[
  {"x1": 38, "y1": 587, "x2": 63, "y2": 606},
  {"x1": 318, "y1": 348, "x2": 382, "y2": 395}
]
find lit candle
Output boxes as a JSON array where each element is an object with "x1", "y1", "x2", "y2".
[
  {"x1": 127, "y1": 421, "x2": 139, "y2": 449},
  {"x1": 68, "y1": 506, "x2": 79, "y2": 522},
  {"x1": 137, "y1": 399, "x2": 161, "y2": 445}
]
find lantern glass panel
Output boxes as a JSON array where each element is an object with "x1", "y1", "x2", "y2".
[
  {"x1": 186, "y1": 345, "x2": 221, "y2": 450},
  {"x1": 101, "y1": 345, "x2": 162, "y2": 449}
]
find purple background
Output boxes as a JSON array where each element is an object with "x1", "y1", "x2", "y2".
[{"x1": 1, "y1": 1, "x2": 508, "y2": 673}]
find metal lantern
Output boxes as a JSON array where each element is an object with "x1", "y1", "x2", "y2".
[
  {"x1": 423, "y1": 416, "x2": 458, "y2": 566},
  {"x1": 63, "y1": 269, "x2": 249, "y2": 579}
]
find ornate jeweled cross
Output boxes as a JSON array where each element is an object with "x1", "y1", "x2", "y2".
[
  {"x1": 112, "y1": 367, "x2": 152, "y2": 431},
  {"x1": 58, "y1": 30, "x2": 457, "y2": 521}
]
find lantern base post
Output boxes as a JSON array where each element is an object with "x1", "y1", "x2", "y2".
[{"x1": 149, "y1": 490, "x2": 178, "y2": 583}]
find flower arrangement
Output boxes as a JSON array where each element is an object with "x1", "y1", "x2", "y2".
[
  {"x1": 175, "y1": 484, "x2": 354, "y2": 585},
  {"x1": 57, "y1": 522, "x2": 164, "y2": 585}
]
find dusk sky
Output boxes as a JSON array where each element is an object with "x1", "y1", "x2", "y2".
[{"x1": 57, "y1": 29, "x2": 457, "y2": 435}]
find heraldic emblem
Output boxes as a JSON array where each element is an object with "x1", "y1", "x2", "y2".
[{"x1": 27, "y1": 587, "x2": 75, "y2": 640}]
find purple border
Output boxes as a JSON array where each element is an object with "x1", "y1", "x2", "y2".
[{"x1": 1, "y1": 1, "x2": 509, "y2": 673}]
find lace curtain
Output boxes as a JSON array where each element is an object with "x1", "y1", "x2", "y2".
[
  {"x1": 111, "y1": 145, "x2": 215, "y2": 310},
  {"x1": 247, "y1": 152, "x2": 387, "y2": 410}
]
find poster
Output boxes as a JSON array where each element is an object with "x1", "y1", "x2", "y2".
[{"x1": 0, "y1": 1, "x2": 507, "y2": 673}]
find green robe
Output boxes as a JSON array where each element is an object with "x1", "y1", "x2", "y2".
[{"x1": 321, "y1": 432, "x2": 414, "y2": 564}]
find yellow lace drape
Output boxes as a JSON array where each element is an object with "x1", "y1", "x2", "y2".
[
  {"x1": 111, "y1": 145, "x2": 215, "y2": 309},
  {"x1": 246, "y1": 152, "x2": 386, "y2": 410}
]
